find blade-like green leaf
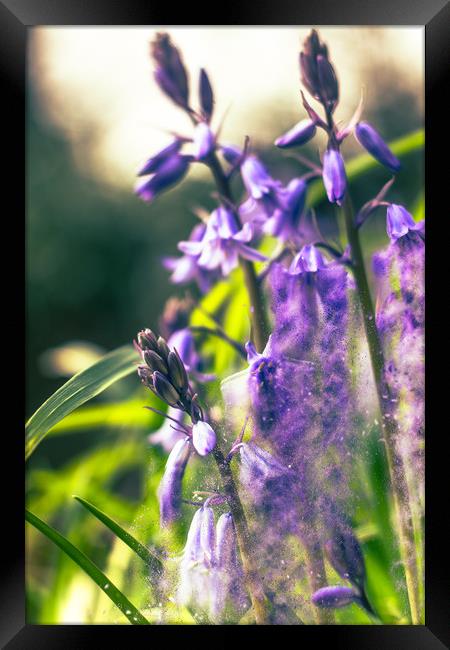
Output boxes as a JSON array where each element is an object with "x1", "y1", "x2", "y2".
[
  {"x1": 26, "y1": 345, "x2": 137, "y2": 460},
  {"x1": 47, "y1": 400, "x2": 157, "y2": 436},
  {"x1": 73, "y1": 495, "x2": 164, "y2": 573},
  {"x1": 307, "y1": 128, "x2": 424, "y2": 207},
  {"x1": 25, "y1": 509, "x2": 150, "y2": 625}
]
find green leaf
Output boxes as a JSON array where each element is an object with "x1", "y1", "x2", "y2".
[
  {"x1": 307, "y1": 128, "x2": 425, "y2": 207},
  {"x1": 25, "y1": 509, "x2": 150, "y2": 625},
  {"x1": 47, "y1": 399, "x2": 158, "y2": 436},
  {"x1": 26, "y1": 345, "x2": 137, "y2": 460},
  {"x1": 73, "y1": 495, "x2": 163, "y2": 573}
]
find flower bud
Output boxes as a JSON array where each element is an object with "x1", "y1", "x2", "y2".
[
  {"x1": 151, "y1": 33, "x2": 189, "y2": 109},
  {"x1": 192, "y1": 122, "x2": 215, "y2": 160},
  {"x1": 192, "y1": 421, "x2": 217, "y2": 456},
  {"x1": 324, "y1": 525, "x2": 366, "y2": 590},
  {"x1": 143, "y1": 349, "x2": 168, "y2": 374},
  {"x1": 153, "y1": 371, "x2": 180, "y2": 406},
  {"x1": 300, "y1": 30, "x2": 338, "y2": 110},
  {"x1": 157, "y1": 336, "x2": 171, "y2": 361},
  {"x1": 317, "y1": 55, "x2": 339, "y2": 110},
  {"x1": 158, "y1": 437, "x2": 191, "y2": 525},
  {"x1": 199, "y1": 68, "x2": 214, "y2": 122},
  {"x1": 312, "y1": 585, "x2": 357, "y2": 609},
  {"x1": 221, "y1": 144, "x2": 243, "y2": 165},
  {"x1": 137, "y1": 139, "x2": 183, "y2": 177},
  {"x1": 275, "y1": 119, "x2": 317, "y2": 148},
  {"x1": 322, "y1": 148, "x2": 347, "y2": 204},
  {"x1": 355, "y1": 122, "x2": 401, "y2": 173},
  {"x1": 137, "y1": 328, "x2": 159, "y2": 352},
  {"x1": 167, "y1": 349, "x2": 189, "y2": 394},
  {"x1": 135, "y1": 154, "x2": 190, "y2": 203}
]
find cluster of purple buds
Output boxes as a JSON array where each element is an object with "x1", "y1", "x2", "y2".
[
  {"x1": 300, "y1": 29, "x2": 339, "y2": 112},
  {"x1": 178, "y1": 505, "x2": 248, "y2": 621},
  {"x1": 136, "y1": 328, "x2": 217, "y2": 524}
]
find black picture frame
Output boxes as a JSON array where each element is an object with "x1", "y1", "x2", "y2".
[{"x1": 3, "y1": 0, "x2": 449, "y2": 646}]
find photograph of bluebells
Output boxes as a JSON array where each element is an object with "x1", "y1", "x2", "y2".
[{"x1": 26, "y1": 26, "x2": 424, "y2": 625}]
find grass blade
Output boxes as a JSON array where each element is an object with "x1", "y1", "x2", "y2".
[
  {"x1": 73, "y1": 495, "x2": 164, "y2": 573},
  {"x1": 26, "y1": 345, "x2": 137, "y2": 460},
  {"x1": 25, "y1": 509, "x2": 150, "y2": 625}
]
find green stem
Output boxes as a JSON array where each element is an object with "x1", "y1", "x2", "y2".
[
  {"x1": 206, "y1": 153, "x2": 270, "y2": 352},
  {"x1": 341, "y1": 192, "x2": 421, "y2": 624},
  {"x1": 212, "y1": 447, "x2": 272, "y2": 624}
]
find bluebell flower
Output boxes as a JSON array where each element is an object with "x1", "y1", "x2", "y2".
[
  {"x1": 240, "y1": 155, "x2": 284, "y2": 217},
  {"x1": 163, "y1": 223, "x2": 221, "y2": 292},
  {"x1": 263, "y1": 178, "x2": 308, "y2": 243},
  {"x1": 178, "y1": 206, "x2": 266, "y2": 276},
  {"x1": 177, "y1": 506, "x2": 216, "y2": 613},
  {"x1": 210, "y1": 513, "x2": 249, "y2": 622},
  {"x1": 192, "y1": 420, "x2": 217, "y2": 456},
  {"x1": 355, "y1": 122, "x2": 401, "y2": 173},
  {"x1": 158, "y1": 437, "x2": 191, "y2": 526},
  {"x1": 386, "y1": 204, "x2": 423, "y2": 243},
  {"x1": 322, "y1": 148, "x2": 346, "y2": 205},
  {"x1": 289, "y1": 243, "x2": 326, "y2": 274},
  {"x1": 135, "y1": 153, "x2": 191, "y2": 203}
]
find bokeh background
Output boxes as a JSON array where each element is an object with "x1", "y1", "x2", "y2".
[{"x1": 26, "y1": 27, "x2": 424, "y2": 624}]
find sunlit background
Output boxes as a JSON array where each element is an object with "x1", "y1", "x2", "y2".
[{"x1": 26, "y1": 27, "x2": 424, "y2": 624}]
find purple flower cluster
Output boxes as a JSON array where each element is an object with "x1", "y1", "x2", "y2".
[{"x1": 373, "y1": 205, "x2": 425, "y2": 499}]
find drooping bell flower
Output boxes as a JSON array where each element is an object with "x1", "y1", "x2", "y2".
[
  {"x1": 263, "y1": 178, "x2": 308, "y2": 244},
  {"x1": 151, "y1": 32, "x2": 190, "y2": 109},
  {"x1": 178, "y1": 206, "x2": 266, "y2": 276},
  {"x1": 322, "y1": 148, "x2": 347, "y2": 205},
  {"x1": 192, "y1": 420, "x2": 217, "y2": 456},
  {"x1": 210, "y1": 513, "x2": 249, "y2": 622},
  {"x1": 240, "y1": 155, "x2": 284, "y2": 217},
  {"x1": 177, "y1": 506, "x2": 216, "y2": 614},
  {"x1": 355, "y1": 122, "x2": 401, "y2": 173},
  {"x1": 158, "y1": 437, "x2": 191, "y2": 525},
  {"x1": 163, "y1": 222, "x2": 222, "y2": 293}
]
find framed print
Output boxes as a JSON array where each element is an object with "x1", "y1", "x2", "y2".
[{"x1": 1, "y1": 0, "x2": 448, "y2": 646}]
